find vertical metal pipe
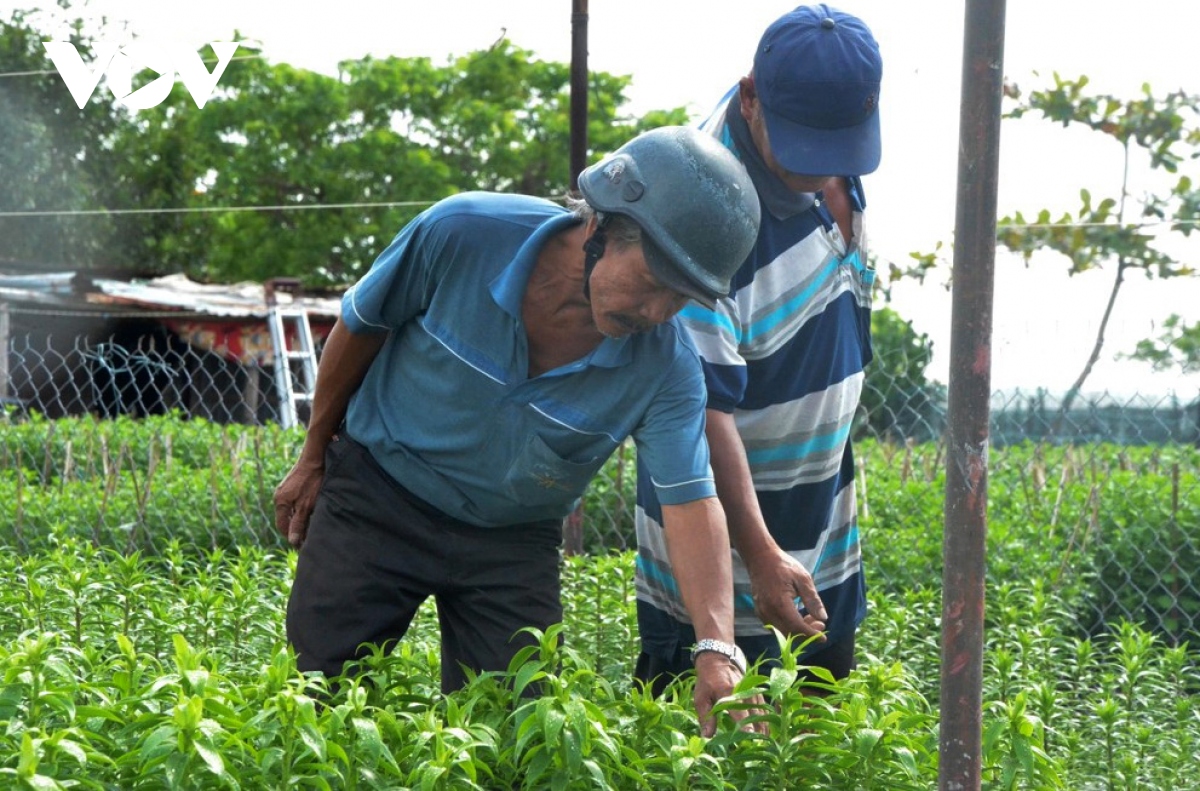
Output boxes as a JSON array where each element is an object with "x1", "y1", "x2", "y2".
[
  {"x1": 0, "y1": 301, "x2": 9, "y2": 400},
  {"x1": 562, "y1": 0, "x2": 590, "y2": 555},
  {"x1": 940, "y1": 1, "x2": 1007, "y2": 789},
  {"x1": 569, "y1": 0, "x2": 590, "y2": 192}
]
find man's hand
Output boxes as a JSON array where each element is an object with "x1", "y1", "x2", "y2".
[
  {"x1": 273, "y1": 459, "x2": 324, "y2": 548},
  {"x1": 703, "y1": 409, "x2": 828, "y2": 643},
  {"x1": 692, "y1": 652, "x2": 767, "y2": 737},
  {"x1": 748, "y1": 548, "x2": 828, "y2": 643},
  {"x1": 270, "y1": 319, "x2": 385, "y2": 548}
]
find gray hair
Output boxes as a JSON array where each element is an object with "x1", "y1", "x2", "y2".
[{"x1": 565, "y1": 195, "x2": 644, "y2": 251}]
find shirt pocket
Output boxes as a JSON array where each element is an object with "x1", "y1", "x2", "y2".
[{"x1": 502, "y1": 432, "x2": 606, "y2": 509}]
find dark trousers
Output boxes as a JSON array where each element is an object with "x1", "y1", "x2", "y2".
[{"x1": 286, "y1": 437, "x2": 563, "y2": 692}]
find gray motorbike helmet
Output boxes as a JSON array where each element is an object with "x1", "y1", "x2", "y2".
[{"x1": 577, "y1": 126, "x2": 761, "y2": 309}]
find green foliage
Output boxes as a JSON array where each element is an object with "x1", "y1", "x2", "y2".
[
  {"x1": 0, "y1": 9, "x2": 688, "y2": 285},
  {"x1": 4, "y1": 541, "x2": 1200, "y2": 788},
  {"x1": 0, "y1": 414, "x2": 644, "y2": 556},
  {"x1": 998, "y1": 186, "x2": 1183, "y2": 278},
  {"x1": 577, "y1": 441, "x2": 638, "y2": 553},
  {"x1": 6, "y1": 417, "x2": 1198, "y2": 653},
  {"x1": 1088, "y1": 458, "x2": 1200, "y2": 648},
  {"x1": 3, "y1": 418, "x2": 1199, "y2": 786},
  {"x1": 903, "y1": 74, "x2": 1200, "y2": 420},
  {"x1": 0, "y1": 10, "x2": 142, "y2": 271},
  {"x1": 1004, "y1": 74, "x2": 1200, "y2": 173},
  {"x1": 996, "y1": 74, "x2": 1200, "y2": 414},
  {"x1": 0, "y1": 413, "x2": 301, "y2": 552},
  {"x1": 1126, "y1": 313, "x2": 1200, "y2": 374},
  {"x1": 881, "y1": 240, "x2": 948, "y2": 297},
  {"x1": 560, "y1": 553, "x2": 637, "y2": 681},
  {"x1": 859, "y1": 438, "x2": 1200, "y2": 652}
]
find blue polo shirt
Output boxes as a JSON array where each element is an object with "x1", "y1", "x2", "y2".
[{"x1": 341, "y1": 192, "x2": 716, "y2": 528}]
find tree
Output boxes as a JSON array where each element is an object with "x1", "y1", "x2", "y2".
[
  {"x1": 0, "y1": 7, "x2": 686, "y2": 285},
  {"x1": 143, "y1": 42, "x2": 686, "y2": 286},
  {"x1": 0, "y1": 9, "x2": 147, "y2": 273},
  {"x1": 2, "y1": 5, "x2": 688, "y2": 287},
  {"x1": 1126, "y1": 314, "x2": 1200, "y2": 375},
  {"x1": 997, "y1": 74, "x2": 1200, "y2": 418}
]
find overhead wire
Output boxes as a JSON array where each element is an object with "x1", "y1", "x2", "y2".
[
  {"x1": 0, "y1": 201, "x2": 442, "y2": 218},
  {"x1": 1, "y1": 44, "x2": 1194, "y2": 233},
  {"x1": 1, "y1": 203, "x2": 1193, "y2": 233}
]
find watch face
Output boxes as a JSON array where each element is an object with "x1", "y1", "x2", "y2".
[{"x1": 693, "y1": 639, "x2": 747, "y2": 673}]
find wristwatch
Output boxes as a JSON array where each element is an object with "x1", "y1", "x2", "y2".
[{"x1": 691, "y1": 638, "x2": 747, "y2": 674}]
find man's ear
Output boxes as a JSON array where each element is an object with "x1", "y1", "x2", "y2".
[{"x1": 738, "y1": 76, "x2": 757, "y2": 122}]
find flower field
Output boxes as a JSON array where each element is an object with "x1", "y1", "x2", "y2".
[{"x1": 1, "y1": 416, "x2": 1198, "y2": 788}]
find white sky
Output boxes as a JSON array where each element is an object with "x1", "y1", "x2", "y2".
[{"x1": 9, "y1": 0, "x2": 1200, "y2": 400}]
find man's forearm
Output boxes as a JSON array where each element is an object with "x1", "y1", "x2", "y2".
[
  {"x1": 299, "y1": 318, "x2": 387, "y2": 464},
  {"x1": 704, "y1": 409, "x2": 829, "y2": 631},
  {"x1": 660, "y1": 497, "x2": 736, "y2": 642},
  {"x1": 704, "y1": 409, "x2": 778, "y2": 565}
]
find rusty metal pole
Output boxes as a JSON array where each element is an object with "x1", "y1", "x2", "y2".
[
  {"x1": 562, "y1": 0, "x2": 590, "y2": 555},
  {"x1": 940, "y1": 1, "x2": 1007, "y2": 789},
  {"x1": 569, "y1": 0, "x2": 589, "y2": 191},
  {"x1": 0, "y1": 301, "x2": 9, "y2": 401}
]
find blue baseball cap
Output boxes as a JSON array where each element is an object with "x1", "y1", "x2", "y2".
[{"x1": 753, "y1": 4, "x2": 882, "y2": 175}]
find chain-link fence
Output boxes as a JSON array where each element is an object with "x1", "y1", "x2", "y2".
[
  {"x1": 3, "y1": 329, "x2": 1199, "y2": 653},
  {"x1": 0, "y1": 329, "x2": 303, "y2": 425}
]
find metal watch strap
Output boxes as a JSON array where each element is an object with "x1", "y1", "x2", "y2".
[{"x1": 691, "y1": 638, "x2": 747, "y2": 674}]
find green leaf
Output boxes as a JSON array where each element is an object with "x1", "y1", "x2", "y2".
[
  {"x1": 564, "y1": 730, "x2": 583, "y2": 774},
  {"x1": 23, "y1": 775, "x2": 64, "y2": 791},
  {"x1": 299, "y1": 723, "x2": 327, "y2": 761},
  {"x1": 512, "y1": 664, "x2": 546, "y2": 699},
  {"x1": 193, "y1": 738, "x2": 225, "y2": 776},
  {"x1": 767, "y1": 667, "x2": 799, "y2": 699},
  {"x1": 1014, "y1": 737, "x2": 1035, "y2": 778},
  {"x1": 17, "y1": 733, "x2": 38, "y2": 778},
  {"x1": 49, "y1": 737, "x2": 87, "y2": 767},
  {"x1": 853, "y1": 728, "x2": 884, "y2": 758},
  {"x1": 140, "y1": 724, "x2": 178, "y2": 762},
  {"x1": 542, "y1": 704, "x2": 566, "y2": 754}
]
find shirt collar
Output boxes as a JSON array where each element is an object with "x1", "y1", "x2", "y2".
[
  {"x1": 488, "y1": 210, "x2": 633, "y2": 370},
  {"x1": 489, "y1": 211, "x2": 579, "y2": 316}
]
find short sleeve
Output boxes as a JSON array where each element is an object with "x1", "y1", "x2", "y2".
[
  {"x1": 341, "y1": 210, "x2": 442, "y2": 333},
  {"x1": 632, "y1": 334, "x2": 717, "y2": 505},
  {"x1": 678, "y1": 299, "x2": 748, "y2": 413}
]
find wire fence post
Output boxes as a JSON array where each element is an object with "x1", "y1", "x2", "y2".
[
  {"x1": 0, "y1": 301, "x2": 9, "y2": 401},
  {"x1": 940, "y1": 0, "x2": 1007, "y2": 788},
  {"x1": 563, "y1": 0, "x2": 590, "y2": 556},
  {"x1": 569, "y1": 0, "x2": 589, "y2": 192}
]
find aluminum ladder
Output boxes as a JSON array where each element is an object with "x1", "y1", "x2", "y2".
[{"x1": 267, "y1": 306, "x2": 317, "y2": 429}]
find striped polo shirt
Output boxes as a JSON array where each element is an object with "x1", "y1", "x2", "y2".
[{"x1": 634, "y1": 93, "x2": 873, "y2": 656}]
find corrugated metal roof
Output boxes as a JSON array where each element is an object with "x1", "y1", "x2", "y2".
[
  {"x1": 0, "y1": 272, "x2": 77, "y2": 292},
  {"x1": 0, "y1": 272, "x2": 341, "y2": 319}
]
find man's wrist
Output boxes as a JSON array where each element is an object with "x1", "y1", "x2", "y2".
[
  {"x1": 691, "y1": 638, "x2": 747, "y2": 674},
  {"x1": 734, "y1": 530, "x2": 784, "y2": 569}
]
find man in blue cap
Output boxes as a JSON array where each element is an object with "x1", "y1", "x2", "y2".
[{"x1": 634, "y1": 4, "x2": 882, "y2": 691}]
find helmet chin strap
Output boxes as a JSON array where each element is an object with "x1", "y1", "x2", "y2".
[{"x1": 581, "y1": 219, "x2": 609, "y2": 303}]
